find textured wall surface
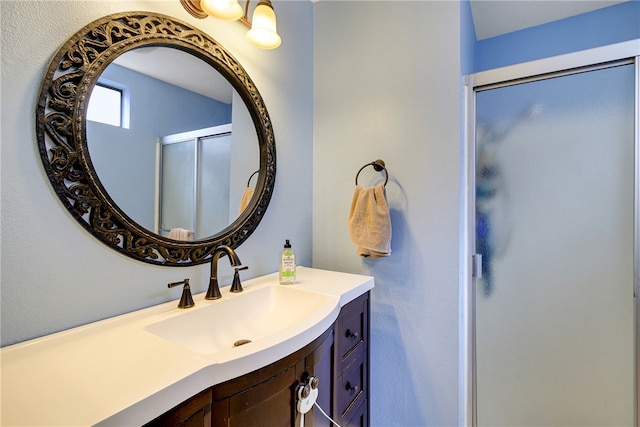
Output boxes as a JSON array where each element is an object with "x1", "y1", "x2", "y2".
[
  {"x1": 0, "y1": 0, "x2": 314, "y2": 346},
  {"x1": 313, "y1": 3, "x2": 462, "y2": 425}
]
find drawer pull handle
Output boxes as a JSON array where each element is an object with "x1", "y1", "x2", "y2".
[
  {"x1": 345, "y1": 329, "x2": 359, "y2": 340},
  {"x1": 345, "y1": 382, "x2": 359, "y2": 393}
]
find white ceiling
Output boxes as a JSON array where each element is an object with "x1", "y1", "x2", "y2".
[
  {"x1": 470, "y1": 0, "x2": 629, "y2": 40},
  {"x1": 113, "y1": 46, "x2": 233, "y2": 103}
]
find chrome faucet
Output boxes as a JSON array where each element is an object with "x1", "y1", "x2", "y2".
[{"x1": 205, "y1": 245, "x2": 247, "y2": 299}]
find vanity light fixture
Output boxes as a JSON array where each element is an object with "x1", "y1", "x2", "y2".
[{"x1": 180, "y1": 0, "x2": 282, "y2": 49}]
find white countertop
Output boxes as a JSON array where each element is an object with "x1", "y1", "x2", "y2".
[{"x1": 1, "y1": 267, "x2": 373, "y2": 426}]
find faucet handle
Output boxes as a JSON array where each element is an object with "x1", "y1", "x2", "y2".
[
  {"x1": 168, "y1": 279, "x2": 195, "y2": 309},
  {"x1": 205, "y1": 276, "x2": 222, "y2": 300},
  {"x1": 230, "y1": 266, "x2": 249, "y2": 293}
]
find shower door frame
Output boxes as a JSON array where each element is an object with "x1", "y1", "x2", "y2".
[
  {"x1": 460, "y1": 39, "x2": 640, "y2": 427},
  {"x1": 156, "y1": 124, "x2": 233, "y2": 239}
]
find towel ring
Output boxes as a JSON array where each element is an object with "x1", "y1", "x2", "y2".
[
  {"x1": 246, "y1": 170, "x2": 259, "y2": 188},
  {"x1": 355, "y1": 159, "x2": 388, "y2": 187}
]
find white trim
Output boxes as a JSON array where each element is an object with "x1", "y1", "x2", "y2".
[
  {"x1": 459, "y1": 75, "x2": 476, "y2": 427},
  {"x1": 472, "y1": 39, "x2": 640, "y2": 88},
  {"x1": 159, "y1": 123, "x2": 232, "y2": 144},
  {"x1": 460, "y1": 39, "x2": 640, "y2": 427},
  {"x1": 634, "y1": 54, "x2": 640, "y2": 427}
]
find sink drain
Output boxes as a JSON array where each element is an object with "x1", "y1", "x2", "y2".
[{"x1": 233, "y1": 339, "x2": 252, "y2": 347}]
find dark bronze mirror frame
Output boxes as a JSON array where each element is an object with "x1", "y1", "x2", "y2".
[{"x1": 36, "y1": 12, "x2": 276, "y2": 266}]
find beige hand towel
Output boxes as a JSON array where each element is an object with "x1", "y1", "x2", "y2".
[
  {"x1": 348, "y1": 184, "x2": 391, "y2": 258},
  {"x1": 238, "y1": 187, "x2": 254, "y2": 215},
  {"x1": 168, "y1": 227, "x2": 190, "y2": 241}
]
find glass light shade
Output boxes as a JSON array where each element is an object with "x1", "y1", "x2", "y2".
[
  {"x1": 200, "y1": 0, "x2": 243, "y2": 21},
  {"x1": 246, "y1": 2, "x2": 281, "y2": 49}
]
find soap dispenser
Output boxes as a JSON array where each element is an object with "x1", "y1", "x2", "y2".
[{"x1": 279, "y1": 240, "x2": 296, "y2": 285}]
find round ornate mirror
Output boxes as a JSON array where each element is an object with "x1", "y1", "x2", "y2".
[{"x1": 36, "y1": 12, "x2": 276, "y2": 266}]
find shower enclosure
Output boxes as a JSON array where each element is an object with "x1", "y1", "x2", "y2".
[
  {"x1": 157, "y1": 125, "x2": 232, "y2": 240},
  {"x1": 462, "y1": 40, "x2": 639, "y2": 426}
]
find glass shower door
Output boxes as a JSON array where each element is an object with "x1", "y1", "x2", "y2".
[
  {"x1": 196, "y1": 133, "x2": 231, "y2": 239},
  {"x1": 158, "y1": 127, "x2": 232, "y2": 240},
  {"x1": 160, "y1": 139, "x2": 196, "y2": 238},
  {"x1": 475, "y1": 63, "x2": 636, "y2": 426}
]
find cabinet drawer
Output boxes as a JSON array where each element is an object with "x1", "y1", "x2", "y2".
[
  {"x1": 342, "y1": 398, "x2": 367, "y2": 427},
  {"x1": 337, "y1": 295, "x2": 367, "y2": 362},
  {"x1": 337, "y1": 348, "x2": 365, "y2": 416}
]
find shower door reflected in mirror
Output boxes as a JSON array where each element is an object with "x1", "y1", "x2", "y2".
[
  {"x1": 159, "y1": 126, "x2": 232, "y2": 240},
  {"x1": 475, "y1": 63, "x2": 635, "y2": 426}
]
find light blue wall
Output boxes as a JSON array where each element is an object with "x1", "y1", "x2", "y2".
[
  {"x1": 313, "y1": 1, "x2": 637, "y2": 426},
  {"x1": 1, "y1": 0, "x2": 313, "y2": 346},
  {"x1": 460, "y1": 0, "x2": 476, "y2": 77},
  {"x1": 475, "y1": 0, "x2": 640, "y2": 71},
  {"x1": 88, "y1": 64, "x2": 231, "y2": 231},
  {"x1": 314, "y1": 2, "x2": 463, "y2": 426}
]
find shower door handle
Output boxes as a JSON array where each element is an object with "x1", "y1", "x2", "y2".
[{"x1": 472, "y1": 254, "x2": 483, "y2": 279}]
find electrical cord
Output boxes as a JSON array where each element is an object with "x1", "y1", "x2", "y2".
[
  {"x1": 296, "y1": 376, "x2": 343, "y2": 427},
  {"x1": 313, "y1": 401, "x2": 343, "y2": 427}
]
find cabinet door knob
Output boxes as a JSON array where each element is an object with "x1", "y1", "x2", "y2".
[
  {"x1": 345, "y1": 329, "x2": 359, "y2": 340},
  {"x1": 345, "y1": 382, "x2": 359, "y2": 393}
]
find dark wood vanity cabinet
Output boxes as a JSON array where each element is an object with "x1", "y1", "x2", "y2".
[
  {"x1": 145, "y1": 292, "x2": 369, "y2": 427},
  {"x1": 333, "y1": 292, "x2": 369, "y2": 427},
  {"x1": 210, "y1": 325, "x2": 334, "y2": 427},
  {"x1": 144, "y1": 389, "x2": 212, "y2": 427}
]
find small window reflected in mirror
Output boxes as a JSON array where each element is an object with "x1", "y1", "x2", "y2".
[{"x1": 88, "y1": 82, "x2": 130, "y2": 128}]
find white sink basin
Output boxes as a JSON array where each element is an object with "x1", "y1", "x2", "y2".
[{"x1": 144, "y1": 284, "x2": 336, "y2": 357}]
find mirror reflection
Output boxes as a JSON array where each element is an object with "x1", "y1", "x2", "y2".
[
  {"x1": 86, "y1": 47, "x2": 259, "y2": 241},
  {"x1": 37, "y1": 12, "x2": 276, "y2": 265}
]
